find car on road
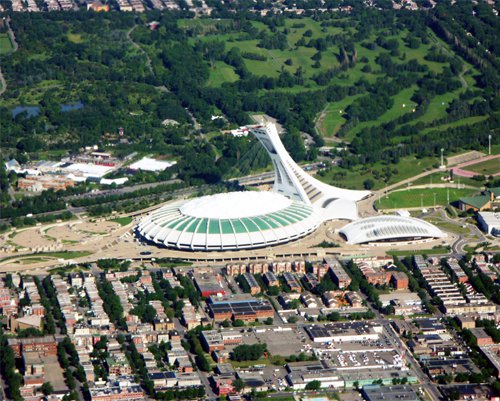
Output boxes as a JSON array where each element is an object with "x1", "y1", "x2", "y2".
[{"x1": 140, "y1": 251, "x2": 152, "y2": 255}]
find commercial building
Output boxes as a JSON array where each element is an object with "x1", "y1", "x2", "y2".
[
  {"x1": 8, "y1": 336, "x2": 58, "y2": 357},
  {"x1": 391, "y1": 271, "x2": 409, "y2": 290},
  {"x1": 283, "y1": 272, "x2": 302, "y2": 293},
  {"x1": 458, "y1": 192, "x2": 494, "y2": 212},
  {"x1": 361, "y1": 385, "x2": 419, "y2": 401},
  {"x1": 262, "y1": 271, "x2": 279, "y2": 287},
  {"x1": 242, "y1": 273, "x2": 260, "y2": 295},
  {"x1": 477, "y1": 212, "x2": 500, "y2": 236},
  {"x1": 305, "y1": 322, "x2": 383, "y2": 343},
  {"x1": 193, "y1": 273, "x2": 225, "y2": 297},
  {"x1": 201, "y1": 330, "x2": 242, "y2": 352},
  {"x1": 446, "y1": 259, "x2": 468, "y2": 283},
  {"x1": 328, "y1": 262, "x2": 351, "y2": 289},
  {"x1": 479, "y1": 345, "x2": 500, "y2": 378},
  {"x1": 470, "y1": 328, "x2": 494, "y2": 346},
  {"x1": 207, "y1": 295, "x2": 274, "y2": 322}
]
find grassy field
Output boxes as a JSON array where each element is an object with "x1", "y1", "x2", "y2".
[
  {"x1": 67, "y1": 33, "x2": 84, "y2": 43},
  {"x1": 230, "y1": 358, "x2": 271, "y2": 368},
  {"x1": 316, "y1": 95, "x2": 362, "y2": 137},
  {"x1": 423, "y1": 218, "x2": 470, "y2": 234},
  {"x1": 206, "y1": 61, "x2": 239, "y2": 87},
  {"x1": 376, "y1": 187, "x2": 477, "y2": 210},
  {"x1": 110, "y1": 216, "x2": 133, "y2": 226},
  {"x1": 387, "y1": 247, "x2": 450, "y2": 257},
  {"x1": 0, "y1": 33, "x2": 13, "y2": 55},
  {"x1": 463, "y1": 156, "x2": 500, "y2": 175}
]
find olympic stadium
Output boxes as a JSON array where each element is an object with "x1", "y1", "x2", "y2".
[{"x1": 137, "y1": 123, "x2": 444, "y2": 251}]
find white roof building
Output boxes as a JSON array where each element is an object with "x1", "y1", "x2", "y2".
[
  {"x1": 477, "y1": 212, "x2": 500, "y2": 236},
  {"x1": 129, "y1": 157, "x2": 177, "y2": 172},
  {"x1": 340, "y1": 215, "x2": 445, "y2": 245}
]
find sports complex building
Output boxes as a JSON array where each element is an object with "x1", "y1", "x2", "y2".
[{"x1": 137, "y1": 123, "x2": 444, "y2": 251}]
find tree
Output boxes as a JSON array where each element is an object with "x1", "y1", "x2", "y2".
[
  {"x1": 40, "y1": 382, "x2": 54, "y2": 396},
  {"x1": 287, "y1": 316, "x2": 298, "y2": 324},
  {"x1": 305, "y1": 380, "x2": 321, "y2": 390},
  {"x1": 233, "y1": 319, "x2": 245, "y2": 327},
  {"x1": 264, "y1": 317, "x2": 273, "y2": 325},
  {"x1": 267, "y1": 286, "x2": 280, "y2": 296},
  {"x1": 232, "y1": 378, "x2": 245, "y2": 392},
  {"x1": 363, "y1": 179, "x2": 374, "y2": 190},
  {"x1": 232, "y1": 344, "x2": 267, "y2": 361}
]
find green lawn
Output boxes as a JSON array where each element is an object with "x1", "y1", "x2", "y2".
[
  {"x1": 230, "y1": 358, "x2": 271, "y2": 368},
  {"x1": 110, "y1": 216, "x2": 133, "y2": 226},
  {"x1": 0, "y1": 33, "x2": 13, "y2": 55},
  {"x1": 387, "y1": 247, "x2": 450, "y2": 257},
  {"x1": 463, "y1": 156, "x2": 500, "y2": 176},
  {"x1": 423, "y1": 219, "x2": 470, "y2": 235},
  {"x1": 67, "y1": 33, "x2": 84, "y2": 43},
  {"x1": 34, "y1": 251, "x2": 93, "y2": 259},
  {"x1": 317, "y1": 95, "x2": 362, "y2": 137},
  {"x1": 206, "y1": 61, "x2": 239, "y2": 87},
  {"x1": 376, "y1": 187, "x2": 477, "y2": 210}
]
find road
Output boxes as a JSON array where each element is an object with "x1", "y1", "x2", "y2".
[
  {"x1": 0, "y1": 17, "x2": 18, "y2": 97},
  {"x1": 358, "y1": 288, "x2": 442, "y2": 401}
]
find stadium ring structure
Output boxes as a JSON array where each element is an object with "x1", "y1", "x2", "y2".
[
  {"x1": 137, "y1": 191, "x2": 324, "y2": 251},
  {"x1": 339, "y1": 215, "x2": 446, "y2": 245}
]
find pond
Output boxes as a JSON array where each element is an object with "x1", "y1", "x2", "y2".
[
  {"x1": 11, "y1": 105, "x2": 40, "y2": 118},
  {"x1": 11, "y1": 101, "x2": 84, "y2": 117},
  {"x1": 60, "y1": 101, "x2": 84, "y2": 112}
]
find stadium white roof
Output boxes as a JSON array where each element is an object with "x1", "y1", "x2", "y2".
[
  {"x1": 340, "y1": 215, "x2": 446, "y2": 245},
  {"x1": 137, "y1": 191, "x2": 323, "y2": 251}
]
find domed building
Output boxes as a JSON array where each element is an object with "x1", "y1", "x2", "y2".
[
  {"x1": 137, "y1": 191, "x2": 323, "y2": 251},
  {"x1": 339, "y1": 215, "x2": 446, "y2": 245}
]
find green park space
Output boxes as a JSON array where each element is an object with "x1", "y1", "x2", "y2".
[
  {"x1": 110, "y1": 216, "x2": 133, "y2": 226},
  {"x1": 316, "y1": 95, "x2": 362, "y2": 138},
  {"x1": 0, "y1": 33, "x2": 13, "y2": 55},
  {"x1": 387, "y1": 247, "x2": 450, "y2": 257},
  {"x1": 67, "y1": 33, "x2": 84, "y2": 43},
  {"x1": 422, "y1": 218, "x2": 470, "y2": 235},
  {"x1": 463, "y1": 157, "x2": 500, "y2": 176},
  {"x1": 376, "y1": 187, "x2": 477, "y2": 210},
  {"x1": 207, "y1": 61, "x2": 239, "y2": 87}
]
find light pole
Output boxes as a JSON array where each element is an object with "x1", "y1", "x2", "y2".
[
  {"x1": 420, "y1": 194, "x2": 424, "y2": 209},
  {"x1": 440, "y1": 148, "x2": 445, "y2": 168},
  {"x1": 488, "y1": 134, "x2": 492, "y2": 155},
  {"x1": 433, "y1": 193, "x2": 436, "y2": 208}
]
